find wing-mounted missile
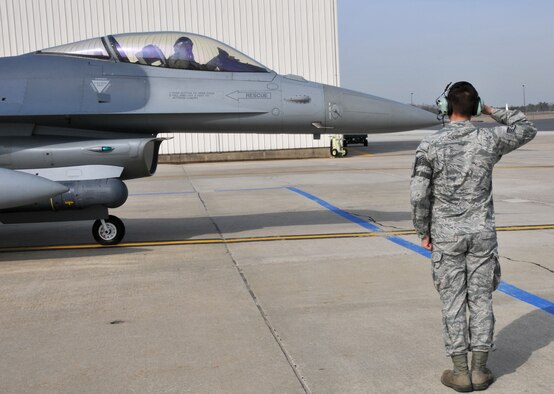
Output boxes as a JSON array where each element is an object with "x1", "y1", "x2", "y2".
[
  {"x1": 0, "y1": 137, "x2": 164, "y2": 244},
  {"x1": 0, "y1": 168, "x2": 68, "y2": 209},
  {"x1": 1, "y1": 178, "x2": 128, "y2": 215}
]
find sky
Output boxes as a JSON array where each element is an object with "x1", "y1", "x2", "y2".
[{"x1": 338, "y1": 0, "x2": 554, "y2": 107}]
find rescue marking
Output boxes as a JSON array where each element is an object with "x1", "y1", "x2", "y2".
[
  {"x1": 286, "y1": 187, "x2": 554, "y2": 315},
  {"x1": 226, "y1": 91, "x2": 271, "y2": 101}
]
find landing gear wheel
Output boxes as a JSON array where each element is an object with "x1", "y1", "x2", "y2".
[
  {"x1": 343, "y1": 148, "x2": 348, "y2": 157},
  {"x1": 92, "y1": 215, "x2": 125, "y2": 245},
  {"x1": 331, "y1": 148, "x2": 339, "y2": 157},
  {"x1": 363, "y1": 139, "x2": 368, "y2": 147}
]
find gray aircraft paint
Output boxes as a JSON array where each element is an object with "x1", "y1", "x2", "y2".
[{"x1": 0, "y1": 32, "x2": 439, "y2": 243}]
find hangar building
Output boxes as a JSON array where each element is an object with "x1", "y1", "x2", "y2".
[{"x1": 0, "y1": 0, "x2": 339, "y2": 160}]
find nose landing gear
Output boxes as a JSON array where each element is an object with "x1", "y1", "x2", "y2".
[{"x1": 92, "y1": 215, "x2": 125, "y2": 245}]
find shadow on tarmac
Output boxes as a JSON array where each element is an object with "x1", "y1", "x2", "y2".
[
  {"x1": 0, "y1": 208, "x2": 413, "y2": 252},
  {"x1": 492, "y1": 309, "x2": 554, "y2": 378}
]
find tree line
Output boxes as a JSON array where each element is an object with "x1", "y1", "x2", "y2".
[{"x1": 415, "y1": 102, "x2": 554, "y2": 114}]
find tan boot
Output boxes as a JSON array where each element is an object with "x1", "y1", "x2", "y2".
[
  {"x1": 471, "y1": 351, "x2": 495, "y2": 391},
  {"x1": 441, "y1": 354, "x2": 473, "y2": 392}
]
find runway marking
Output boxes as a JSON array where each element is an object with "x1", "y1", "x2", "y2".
[
  {"x1": 0, "y1": 231, "x2": 410, "y2": 253},
  {"x1": 286, "y1": 187, "x2": 554, "y2": 315},
  {"x1": 497, "y1": 164, "x2": 554, "y2": 169},
  {"x1": 1, "y1": 225, "x2": 553, "y2": 253}
]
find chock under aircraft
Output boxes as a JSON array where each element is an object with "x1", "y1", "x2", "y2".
[{"x1": 0, "y1": 32, "x2": 438, "y2": 244}]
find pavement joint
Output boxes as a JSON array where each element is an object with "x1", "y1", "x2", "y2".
[{"x1": 190, "y1": 172, "x2": 312, "y2": 394}]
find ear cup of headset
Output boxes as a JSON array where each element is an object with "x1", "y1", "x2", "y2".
[
  {"x1": 437, "y1": 97, "x2": 449, "y2": 115},
  {"x1": 474, "y1": 98, "x2": 483, "y2": 116}
]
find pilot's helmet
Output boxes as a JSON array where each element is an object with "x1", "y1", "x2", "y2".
[
  {"x1": 174, "y1": 36, "x2": 193, "y2": 48},
  {"x1": 142, "y1": 45, "x2": 160, "y2": 62},
  {"x1": 173, "y1": 36, "x2": 195, "y2": 61}
]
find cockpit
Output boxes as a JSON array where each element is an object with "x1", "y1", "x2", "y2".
[{"x1": 37, "y1": 32, "x2": 271, "y2": 73}]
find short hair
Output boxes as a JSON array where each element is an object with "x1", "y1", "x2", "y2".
[{"x1": 447, "y1": 81, "x2": 480, "y2": 117}]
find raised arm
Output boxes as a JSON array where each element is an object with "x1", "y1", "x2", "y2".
[{"x1": 482, "y1": 105, "x2": 538, "y2": 156}]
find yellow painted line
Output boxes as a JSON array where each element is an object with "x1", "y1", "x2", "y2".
[
  {"x1": 347, "y1": 147, "x2": 376, "y2": 157},
  {"x1": 0, "y1": 231, "x2": 400, "y2": 253},
  {"x1": 496, "y1": 224, "x2": 554, "y2": 231},
  {"x1": 1, "y1": 224, "x2": 553, "y2": 253}
]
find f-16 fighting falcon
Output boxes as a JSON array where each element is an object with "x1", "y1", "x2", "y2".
[{"x1": 0, "y1": 32, "x2": 438, "y2": 244}]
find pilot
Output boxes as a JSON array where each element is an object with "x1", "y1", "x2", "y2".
[
  {"x1": 138, "y1": 44, "x2": 166, "y2": 66},
  {"x1": 167, "y1": 36, "x2": 216, "y2": 71}
]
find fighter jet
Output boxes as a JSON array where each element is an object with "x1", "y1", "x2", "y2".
[{"x1": 0, "y1": 31, "x2": 438, "y2": 245}]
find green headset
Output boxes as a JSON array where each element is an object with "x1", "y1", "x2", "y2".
[{"x1": 436, "y1": 81, "x2": 483, "y2": 117}]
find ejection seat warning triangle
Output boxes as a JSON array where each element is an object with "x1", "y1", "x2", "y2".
[{"x1": 90, "y1": 79, "x2": 111, "y2": 94}]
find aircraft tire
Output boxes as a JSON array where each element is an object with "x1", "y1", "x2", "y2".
[
  {"x1": 92, "y1": 215, "x2": 126, "y2": 245},
  {"x1": 343, "y1": 148, "x2": 348, "y2": 157},
  {"x1": 331, "y1": 149, "x2": 339, "y2": 157},
  {"x1": 364, "y1": 139, "x2": 368, "y2": 147}
]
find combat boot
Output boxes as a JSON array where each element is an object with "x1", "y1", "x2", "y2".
[
  {"x1": 441, "y1": 354, "x2": 473, "y2": 392},
  {"x1": 471, "y1": 351, "x2": 495, "y2": 391}
]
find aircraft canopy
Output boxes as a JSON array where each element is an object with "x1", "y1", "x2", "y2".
[{"x1": 38, "y1": 32, "x2": 270, "y2": 73}]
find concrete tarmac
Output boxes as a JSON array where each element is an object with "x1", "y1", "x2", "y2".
[{"x1": 0, "y1": 131, "x2": 553, "y2": 393}]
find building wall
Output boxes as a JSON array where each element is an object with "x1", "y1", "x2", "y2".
[{"x1": 0, "y1": 0, "x2": 339, "y2": 154}]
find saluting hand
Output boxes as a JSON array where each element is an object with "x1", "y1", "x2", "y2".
[{"x1": 482, "y1": 105, "x2": 494, "y2": 116}]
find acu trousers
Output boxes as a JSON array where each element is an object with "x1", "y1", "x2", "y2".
[{"x1": 431, "y1": 232, "x2": 502, "y2": 356}]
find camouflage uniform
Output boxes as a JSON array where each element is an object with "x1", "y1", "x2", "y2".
[{"x1": 410, "y1": 109, "x2": 537, "y2": 356}]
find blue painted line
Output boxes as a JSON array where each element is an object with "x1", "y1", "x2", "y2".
[
  {"x1": 129, "y1": 191, "x2": 196, "y2": 196},
  {"x1": 385, "y1": 235, "x2": 433, "y2": 259},
  {"x1": 497, "y1": 282, "x2": 554, "y2": 314},
  {"x1": 287, "y1": 187, "x2": 381, "y2": 232},
  {"x1": 287, "y1": 186, "x2": 554, "y2": 315}
]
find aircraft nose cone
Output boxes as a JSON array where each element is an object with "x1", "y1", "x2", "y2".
[
  {"x1": 391, "y1": 101, "x2": 440, "y2": 131},
  {"x1": 324, "y1": 85, "x2": 440, "y2": 133}
]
